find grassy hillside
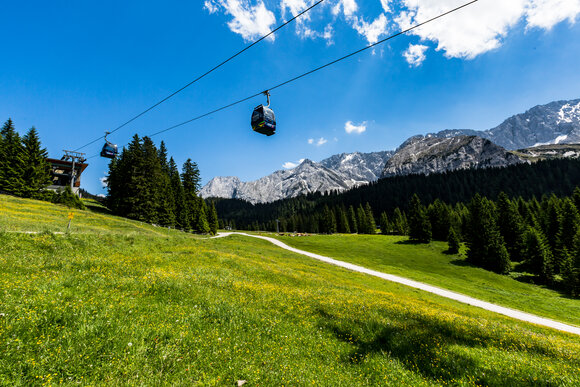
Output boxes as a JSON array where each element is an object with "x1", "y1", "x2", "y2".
[
  {"x1": 1, "y1": 195, "x2": 579, "y2": 385},
  {"x1": 274, "y1": 234, "x2": 580, "y2": 327}
]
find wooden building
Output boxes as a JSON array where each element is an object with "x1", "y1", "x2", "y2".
[{"x1": 46, "y1": 157, "x2": 88, "y2": 195}]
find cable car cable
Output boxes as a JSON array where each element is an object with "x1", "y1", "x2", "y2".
[
  {"x1": 146, "y1": 0, "x2": 479, "y2": 139},
  {"x1": 84, "y1": 0, "x2": 478, "y2": 158},
  {"x1": 73, "y1": 0, "x2": 326, "y2": 152}
]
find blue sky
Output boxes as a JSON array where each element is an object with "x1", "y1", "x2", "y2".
[{"x1": 2, "y1": 0, "x2": 580, "y2": 194}]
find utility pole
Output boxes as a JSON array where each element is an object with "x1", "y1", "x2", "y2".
[
  {"x1": 62, "y1": 150, "x2": 86, "y2": 193},
  {"x1": 276, "y1": 219, "x2": 280, "y2": 234}
]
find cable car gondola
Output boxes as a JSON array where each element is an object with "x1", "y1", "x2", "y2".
[
  {"x1": 251, "y1": 91, "x2": 276, "y2": 136},
  {"x1": 100, "y1": 131, "x2": 118, "y2": 159}
]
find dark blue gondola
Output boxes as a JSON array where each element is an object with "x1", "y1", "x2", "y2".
[
  {"x1": 100, "y1": 132, "x2": 118, "y2": 159},
  {"x1": 251, "y1": 91, "x2": 276, "y2": 136}
]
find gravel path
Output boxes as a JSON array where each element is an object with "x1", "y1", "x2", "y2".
[{"x1": 213, "y1": 232, "x2": 580, "y2": 336}]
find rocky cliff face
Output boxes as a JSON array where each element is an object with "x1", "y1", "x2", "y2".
[
  {"x1": 381, "y1": 136, "x2": 525, "y2": 178},
  {"x1": 200, "y1": 151, "x2": 393, "y2": 204},
  {"x1": 428, "y1": 99, "x2": 580, "y2": 149}
]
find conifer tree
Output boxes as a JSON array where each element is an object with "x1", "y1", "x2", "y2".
[
  {"x1": 356, "y1": 204, "x2": 367, "y2": 234},
  {"x1": 169, "y1": 157, "x2": 189, "y2": 231},
  {"x1": 365, "y1": 202, "x2": 376, "y2": 234},
  {"x1": 447, "y1": 227, "x2": 460, "y2": 254},
  {"x1": 21, "y1": 127, "x2": 51, "y2": 198},
  {"x1": 555, "y1": 199, "x2": 580, "y2": 273},
  {"x1": 496, "y1": 192, "x2": 525, "y2": 262},
  {"x1": 392, "y1": 207, "x2": 408, "y2": 235},
  {"x1": 0, "y1": 119, "x2": 25, "y2": 195},
  {"x1": 380, "y1": 212, "x2": 390, "y2": 235},
  {"x1": 523, "y1": 226, "x2": 554, "y2": 283},
  {"x1": 563, "y1": 230, "x2": 580, "y2": 297},
  {"x1": 348, "y1": 205, "x2": 358, "y2": 234},
  {"x1": 408, "y1": 194, "x2": 431, "y2": 243},
  {"x1": 466, "y1": 194, "x2": 510, "y2": 274},
  {"x1": 427, "y1": 199, "x2": 451, "y2": 241},
  {"x1": 182, "y1": 159, "x2": 203, "y2": 232},
  {"x1": 336, "y1": 205, "x2": 350, "y2": 234},
  {"x1": 208, "y1": 202, "x2": 219, "y2": 235}
]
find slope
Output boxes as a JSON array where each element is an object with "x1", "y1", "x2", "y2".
[{"x1": 1, "y1": 195, "x2": 579, "y2": 385}]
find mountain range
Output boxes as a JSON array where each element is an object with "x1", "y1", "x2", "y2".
[{"x1": 201, "y1": 99, "x2": 580, "y2": 204}]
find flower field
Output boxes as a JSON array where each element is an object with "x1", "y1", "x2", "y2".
[{"x1": 1, "y1": 195, "x2": 579, "y2": 385}]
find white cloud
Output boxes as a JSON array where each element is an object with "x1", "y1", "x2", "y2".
[
  {"x1": 396, "y1": 0, "x2": 580, "y2": 60},
  {"x1": 308, "y1": 137, "x2": 328, "y2": 146},
  {"x1": 283, "y1": 158, "x2": 305, "y2": 169},
  {"x1": 525, "y1": 0, "x2": 580, "y2": 30},
  {"x1": 205, "y1": 0, "x2": 277, "y2": 42},
  {"x1": 351, "y1": 14, "x2": 389, "y2": 44},
  {"x1": 332, "y1": 0, "x2": 358, "y2": 17},
  {"x1": 99, "y1": 176, "x2": 108, "y2": 188},
  {"x1": 345, "y1": 120, "x2": 366, "y2": 134},
  {"x1": 204, "y1": 0, "x2": 219, "y2": 13},
  {"x1": 380, "y1": 0, "x2": 392, "y2": 13},
  {"x1": 403, "y1": 44, "x2": 428, "y2": 66}
]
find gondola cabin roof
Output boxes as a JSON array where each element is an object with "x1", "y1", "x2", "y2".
[
  {"x1": 100, "y1": 142, "x2": 118, "y2": 159},
  {"x1": 251, "y1": 104, "x2": 276, "y2": 136}
]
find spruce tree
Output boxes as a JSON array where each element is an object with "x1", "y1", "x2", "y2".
[
  {"x1": 365, "y1": 202, "x2": 376, "y2": 234},
  {"x1": 392, "y1": 208, "x2": 407, "y2": 235},
  {"x1": 563, "y1": 230, "x2": 580, "y2": 297},
  {"x1": 169, "y1": 157, "x2": 189, "y2": 231},
  {"x1": 496, "y1": 192, "x2": 525, "y2": 262},
  {"x1": 182, "y1": 159, "x2": 203, "y2": 232},
  {"x1": 555, "y1": 199, "x2": 580, "y2": 273},
  {"x1": 466, "y1": 194, "x2": 510, "y2": 274},
  {"x1": 348, "y1": 205, "x2": 358, "y2": 234},
  {"x1": 356, "y1": 204, "x2": 367, "y2": 234},
  {"x1": 523, "y1": 226, "x2": 554, "y2": 283},
  {"x1": 336, "y1": 206, "x2": 350, "y2": 234},
  {"x1": 447, "y1": 227, "x2": 460, "y2": 254},
  {"x1": 380, "y1": 212, "x2": 390, "y2": 235},
  {"x1": 0, "y1": 119, "x2": 25, "y2": 195},
  {"x1": 21, "y1": 127, "x2": 51, "y2": 198},
  {"x1": 427, "y1": 199, "x2": 451, "y2": 241},
  {"x1": 408, "y1": 194, "x2": 431, "y2": 243}
]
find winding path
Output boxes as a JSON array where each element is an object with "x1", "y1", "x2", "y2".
[{"x1": 213, "y1": 232, "x2": 580, "y2": 336}]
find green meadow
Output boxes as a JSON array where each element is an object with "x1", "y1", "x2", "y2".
[
  {"x1": 1, "y1": 195, "x2": 579, "y2": 385},
  {"x1": 274, "y1": 234, "x2": 580, "y2": 327}
]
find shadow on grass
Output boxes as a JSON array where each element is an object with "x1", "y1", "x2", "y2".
[
  {"x1": 449, "y1": 258, "x2": 475, "y2": 267},
  {"x1": 84, "y1": 202, "x2": 112, "y2": 215},
  {"x1": 394, "y1": 239, "x2": 426, "y2": 245},
  {"x1": 316, "y1": 307, "x2": 560, "y2": 386}
]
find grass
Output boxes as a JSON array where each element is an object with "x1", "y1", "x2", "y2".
[
  {"x1": 272, "y1": 233, "x2": 580, "y2": 327},
  {"x1": 1, "y1": 195, "x2": 580, "y2": 385}
]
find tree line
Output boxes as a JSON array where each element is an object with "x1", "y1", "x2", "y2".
[
  {"x1": 214, "y1": 158, "x2": 580, "y2": 230},
  {"x1": 0, "y1": 118, "x2": 85, "y2": 208},
  {"x1": 106, "y1": 135, "x2": 218, "y2": 234}
]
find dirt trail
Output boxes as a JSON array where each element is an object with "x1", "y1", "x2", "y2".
[{"x1": 213, "y1": 232, "x2": 580, "y2": 336}]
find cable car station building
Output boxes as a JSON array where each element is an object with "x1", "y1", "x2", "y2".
[{"x1": 46, "y1": 153, "x2": 88, "y2": 196}]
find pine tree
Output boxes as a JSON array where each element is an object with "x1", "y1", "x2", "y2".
[
  {"x1": 208, "y1": 202, "x2": 219, "y2": 235},
  {"x1": 365, "y1": 202, "x2": 376, "y2": 234},
  {"x1": 380, "y1": 212, "x2": 390, "y2": 235},
  {"x1": 0, "y1": 119, "x2": 26, "y2": 195},
  {"x1": 336, "y1": 205, "x2": 350, "y2": 234},
  {"x1": 563, "y1": 230, "x2": 580, "y2": 297},
  {"x1": 466, "y1": 194, "x2": 511, "y2": 274},
  {"x1": 523, "y1": 226, "x2": 554, "y2": 283},
  {"x1": 408, "y1": 194, "x2": 431, "y2": 243},
  {"x1": 447, "y1": 227, "x2": 460, "y2": 254},
  {"x1": 392, "y1": 208, "x2": 407, "y2": 235},
  {"x1": 182, "y1": 159, "x2": 203, "y2": 232},
  {"x1": 555, "y1": 199, "x2": 580, "y2": 273},
  {"x1": 21, "y1": 127, "x2": 51, "y2": 198},
  {"x1": 496, "y1": 192, "x2": 525, "y2": 262},
  {"x1": 169, "y1": 157, "x2": 189, "y2": 231},
  {"x1": 348, "y1": 205, "x2": 358, "y2": 234},
  {"x1": 356, "y1": 204, "x2": 367, "y2": 234},
  {"x1": 427, "y1": 199, "x2": 451, "y2": 241}
]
